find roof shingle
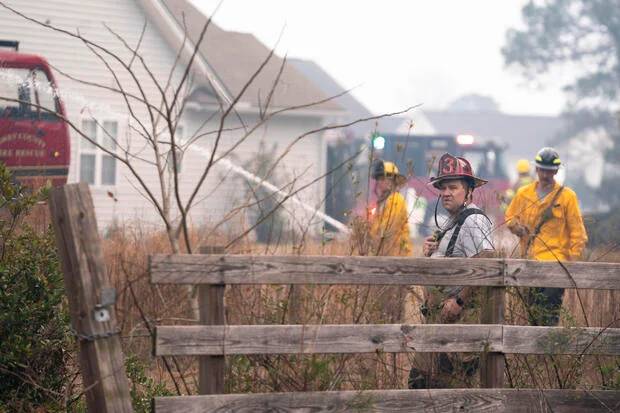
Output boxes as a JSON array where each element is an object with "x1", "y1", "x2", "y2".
[{"x1": 161, "y1": 0, "x2": 341, "y2": 112}]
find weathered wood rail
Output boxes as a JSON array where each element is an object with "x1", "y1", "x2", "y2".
[
  {"x1": 149, "y1": 254, "x2": 620, "y2": 288},
  {"x1": 51, "y1": 184, "x2": 620, "y2": 412},
  {"x1": 155, "y1": 324, "x2": 620, "y2": 356},
  {"x1": 156, "y1": 389, "x2": 620, "y2": 412},
  {"x1": 150, "y1": 254, "x2": 620, "y2": 412}
]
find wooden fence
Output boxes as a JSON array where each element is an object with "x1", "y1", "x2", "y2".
[
  {"x1": 150, "y1": 255, "x2": 620, "y2": 412},
  {"x1": 49, "y1": 184, "x2": 620, "y2": 412}
]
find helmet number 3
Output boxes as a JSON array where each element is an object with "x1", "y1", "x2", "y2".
[{"x1": 442, "y1": 157, "x2": 456, "y2": 174}]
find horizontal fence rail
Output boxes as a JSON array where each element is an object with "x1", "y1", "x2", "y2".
[
  {"x1": 150, "y1": 253, "x2": 620, "y2": 412},
  {"x1": 155, "y1": 324, "x2": 620, "y2": 356},
  {"x1": 154, "y1": 389, "x2": 620, "y2": 413},
  {"x1": 150, "y1": 254, "x2": 620, "y2": 289}
]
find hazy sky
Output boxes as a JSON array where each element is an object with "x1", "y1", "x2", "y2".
[{"x1": 190, "y1": 0, "x2": 569, "y2": 116}]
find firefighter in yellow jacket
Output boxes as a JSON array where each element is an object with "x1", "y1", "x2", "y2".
[
  {"x1": 369, "y1": 159, "x2": 412, "y2": 256},
  {"x1": 368, "y1": 159, "x2": 423, "y2": 387},
  {"x1": 505, "y1": 147, "x2": 588, "y2": 324}
]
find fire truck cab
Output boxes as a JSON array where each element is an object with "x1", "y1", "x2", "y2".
[{"x1": 0, "y1": 40, "x2": 70, "y2": 187}]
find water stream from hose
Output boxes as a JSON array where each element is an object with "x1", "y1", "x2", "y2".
[{"x1": 188, "y1": 144, "x2": 351, "y2": 234}]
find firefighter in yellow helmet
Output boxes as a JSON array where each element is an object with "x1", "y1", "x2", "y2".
[
  {"x1": 501, "y1": 159, "x2": 534, "y2": 211},
  {"x1": 505, "y1": 147, "x2": 588, "y2": 325},
  {"x1": 369, "y1": 159, "x2": 411, "y2": 256},
  {"x1": 516, "y1": 158, "x2": 530, "y2": 175},
  {"x1": 368, "y1": 159, "x2": 422, "y2": 388}
]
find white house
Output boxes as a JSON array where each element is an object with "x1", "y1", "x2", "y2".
[{"x1": 0, "y1": 0, "x2": 343, "y2": 236}]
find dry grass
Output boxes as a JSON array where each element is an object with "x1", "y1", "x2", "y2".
[{"x1": 99, "y1": 224, "x2": 620, "y2": 394}]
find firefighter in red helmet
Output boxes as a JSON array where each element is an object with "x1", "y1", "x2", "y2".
[
  {"x1": 409, "y1": 153, "x2": 495, "y2": 389},
  {"x1": 423, "y1": 153, "x2": 493, "y2": 258}
]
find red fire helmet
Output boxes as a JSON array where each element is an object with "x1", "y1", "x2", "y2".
[{"x1": 428, "y1": 153, "x2": 488, "y2": 189}]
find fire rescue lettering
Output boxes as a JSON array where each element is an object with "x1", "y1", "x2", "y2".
[
  {"x1": 16, "y1": 149, "x2": 46, "y2": 157},
  {"x1": 0, "y1": 148, "x2": 46, "y2": 158},
  {"x1": 0, "y1": 133, "x2": 46, "y2": 147}
]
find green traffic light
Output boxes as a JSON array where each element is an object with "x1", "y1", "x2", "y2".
[{"x1": 372, "y1": 135, "x2": 385, "y2": 150}]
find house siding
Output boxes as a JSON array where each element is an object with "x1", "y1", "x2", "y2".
[
  {"x1": 0, "y1": 0, "x2": 329, "y2": 235},
  {"x1": 0, "y1": 0, "x2": 187, "y2": 229},
  {"x1": 180, "y1": 110, "x2": 327, "y2": 236}
]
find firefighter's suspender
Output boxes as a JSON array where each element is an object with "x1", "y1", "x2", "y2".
[
  {"x1": 444, "y1": 208, "x2": 490, "y2": 257},
  {"x1": 524, "y1": 186, "x2": 564, "y2": 255}
]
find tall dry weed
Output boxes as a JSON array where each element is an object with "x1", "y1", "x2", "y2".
[{"x1": 100, "y1": 224, "x2": 619, "y2": 394}]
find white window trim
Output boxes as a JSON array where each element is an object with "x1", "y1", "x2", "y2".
[{"x1": 78, "y1": 118, "x2": 119, "y2": 187}]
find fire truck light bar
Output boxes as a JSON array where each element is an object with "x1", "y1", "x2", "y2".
[{"x1": 456, "y1": 134, "x2": 475, "y2": 145}]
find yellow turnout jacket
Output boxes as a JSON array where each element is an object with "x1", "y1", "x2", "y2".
[
  {"x1": 370, "y1": 191, "x2": 412, "y2": 256},
  {"x1": 505, "y1": 181, "x2": 587, "y2": 261}
]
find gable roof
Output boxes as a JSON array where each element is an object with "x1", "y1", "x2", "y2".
[
  {"x1": 157, "y1": 0, "x2": 341, "y2": 113},
  {"x1": 290, "y1": 58, "x2": 372, "y2": 119},
  {"x1": 290, "y1": 58, "x2": 435, "y2": 137}
]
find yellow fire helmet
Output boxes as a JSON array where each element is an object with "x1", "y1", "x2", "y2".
[
  {"x1": 371, "y1": 159, "x2": 407, "y2": 187},
  {"x1": 516, "y1": 159, "x2": 530, "y2": 174}
]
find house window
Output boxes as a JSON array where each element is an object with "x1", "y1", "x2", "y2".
[{"x1": 79, "y1": 119, "x2": 118, "y2": 185}]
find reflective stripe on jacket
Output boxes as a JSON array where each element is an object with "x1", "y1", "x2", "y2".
[{"x1": 505, "y1": 181, "x2": 588, "y2": 261}]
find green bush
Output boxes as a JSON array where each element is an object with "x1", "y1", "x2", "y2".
[
  {"x1": 0, "y1": 165, "x2": 74, "y2": 411},
  {"x1": 0, "y1": 166, "x2": 174, "y2": 411},
  {"x1": 0, "y1": 226, "x2": 73, "y2": 411},
  {"x1": 125, "y1": 354, "x2": 173, "y2": 413}
]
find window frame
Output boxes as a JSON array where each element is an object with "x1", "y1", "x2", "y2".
[
  {"x1": 0, "y1": 67, "x2": 60, "y2": 121},
  {"x1": 78, "y1": 118, "x2": 119, "y2": 187}
]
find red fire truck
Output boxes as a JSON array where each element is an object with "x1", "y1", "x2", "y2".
[{"x1": 0, "y1": 40, "x2": 70, "y2": 187}]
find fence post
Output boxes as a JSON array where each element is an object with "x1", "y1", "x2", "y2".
[
  {"x1": 480, "y1": 280, "x2": 505, "y2": 388},
  {"x1": 198, "y1": 245, "x2": 226, "y2": 394},
  {"x1": 49, "y1": 183, "x2": 133, "y2": 412}
]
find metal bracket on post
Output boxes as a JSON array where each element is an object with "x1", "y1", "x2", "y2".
[
  {"x1": 94, "y1": 287, "x2": 117, "y2": 322},
  {"x1": 71, "y1": 287, "x2": 121, "y2": 341},
  {"x1": 49, "y1": 183, "x2": 132, "y2": 412}
]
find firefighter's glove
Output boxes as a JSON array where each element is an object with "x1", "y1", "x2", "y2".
[
  {"x1": 440, "y1": 297, "x2": 463, "y2": 323},
  {"x1": 509, "y1": 223, "x2": 530, "y2": 238},
  {"x1": 423, "y1": 235, "x2": 439, "y2": 257},
  {"x1": 420, "y1": 302, "x2": 430, "y2": 317}
]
